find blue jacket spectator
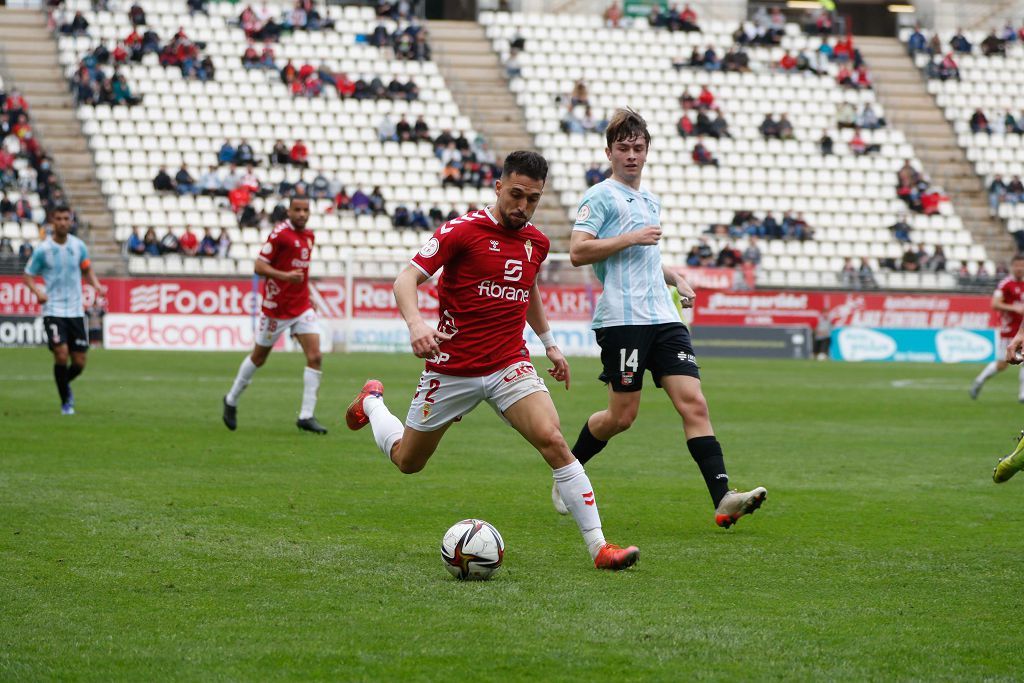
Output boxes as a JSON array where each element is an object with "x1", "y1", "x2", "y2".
[{"x1": 217, "y1": 140, "x2": 236, "y2": 165}]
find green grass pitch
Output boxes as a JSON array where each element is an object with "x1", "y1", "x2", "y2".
[{"x1": 3, "y1": 348, "x2": 1024, "y2": 680}]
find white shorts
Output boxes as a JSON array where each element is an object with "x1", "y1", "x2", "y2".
[
  {"x1": 405, "y1": 360, "x2": 550, "y2": 432},
  {"x1": 255, "y1": 308, "x2": 319, "y2": 347}
]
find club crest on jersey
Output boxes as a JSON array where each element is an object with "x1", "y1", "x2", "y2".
[
  {"x1": 419, "y1": 237, "x2": 439, "y2": 258},
  {"x1": 421, "y1": 404, "x2": 431, "y2": 420},
  {"x1": 489, "y1": 240, "x2": 500, "y2": 252},
  {"x1": 576, "y1": 204, "x2": 590, "y2": 223},
  {"x1": 524, "y1": 239, "x2": 533, "y2": 261}
]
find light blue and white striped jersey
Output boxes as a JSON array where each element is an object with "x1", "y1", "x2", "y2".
[
  {"x1": 25, "y1": 235, "x2": 89, "y2": 317},
  {"x1": 573, "y1": 178, "x2": 677, "y2": 329}
]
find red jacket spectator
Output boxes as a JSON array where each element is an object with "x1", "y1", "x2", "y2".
[
  {"x1": 921, "y1": 190, "x2": 945, "y2": 215},
  {"x1": 855, "y1": 66, "x2": 871, "y2": 88},
  {"x1": 778, "y1": 51, "x2": 797, "y2": 70},
  {"x1": 697, "y1": 86, "x2": 714, "y2": 109},
  {"x1": 336, "y1": 73, "x2": 355, "y2": 97},
  {"x1": 125, "y1": 29, "x2": 142, "y2": 48},
  {"x1": 680, "y1": 4, "x2": 697, "y2": 24},
  {"x1": 833, "y1": 38, "x2": 852, "y2": 61},
  {"x1": 228, "y1": 185, "x2": 252, "y2": 212},
  {"x1": 179, "y1": 227, "x2": 199, "y2": 255},
  {"x1": 0, "y1": 150, "x2": 14, "y2": 171},
  {"x1": 6, "y1": 92, "x2": 27, "y2": 112},
  {"x1": 289, "y1": 140, "x2": 309, "y2": 165},
  {"x1": 298, "y1": 63, "x2": 315, "y2": 81},
  {"x1": 113, "y1": 43, "x2": 128, "y2": 63}
]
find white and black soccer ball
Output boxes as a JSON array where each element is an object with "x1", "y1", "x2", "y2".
[{"x1": 441, "y1": 519, "x2": 504, "y2": 580}]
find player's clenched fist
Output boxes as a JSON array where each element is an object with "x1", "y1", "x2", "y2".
[
  {"x1": 630, "y1": 226, "x2": 662, "y2": 246},
  {"x1": 408, "y1": 319, "x2": 452, "y2": 359}
]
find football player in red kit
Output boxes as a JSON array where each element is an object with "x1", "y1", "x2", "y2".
[
  {"x1": 223, "y1": 197, "x2": 328, "y2": 434},
  {"x1": 971, "y1": 254, "x2": 1024, "y2": 402},
  {"x1": 345, "y1": 151, "x2": 639, "y2": 571}
]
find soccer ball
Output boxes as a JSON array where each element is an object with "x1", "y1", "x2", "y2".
[{"x1": 441, "y1": 519, "x2": 504, "y2": 580}]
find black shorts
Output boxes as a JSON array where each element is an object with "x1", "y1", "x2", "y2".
[
  {"x1": 43, "y1": 316, "x2": 89, "y2": 352},
  {"x1": 596, "y1": 323, "x2": 700, "y2": 392}
]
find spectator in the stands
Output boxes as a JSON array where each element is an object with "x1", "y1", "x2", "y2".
[
  {"x1": 268, "y1": 139, "x2": 288, "y2": 166},
  {"x1": 584, "y1": 163, "x2": 606, "y2": 187},
  {"x1": 12, "y1": 195, "x2": 32, "y2": 223},
  {"x1": 970, "y1": 108, "x2": 991, "y2": 134},
  {"x1": 761, "y1": 211, "x2": 781, "y2": 240},
  {"x1": 428, "y1": 205, "x2": 445, "y2": 227},
  {"x1": 216, "y1": 228, "x2": 231, "y2": 258},
  {"x1": 858, "y1": 103, "x2": 883, "y2": 129},
  {"x1": 129, "y1": 2, "x2": 146, "y2": 26},
  {"x1": 351, "y1": 188, "x2": 371, "y2": 216},
  {"x1": 678, "y1": 3, "x2": 699, "y2": 31},
  {"x1": 759, "y1": 114, "x2": 780, "y2": 140},
  {"x1": 395, "y1": 114, "x2": 412, "y2": 142},
  {"x1": 990, "y1": 174, "x2": 1008, "y2": 213},
  {"x1": 198, "y1": 228, "x2": 218, "y2": 257},
  {"x1": 62, "y1": 11, "x2": 90, "y2": 36},
  {"x1": 217, "y1": 140, "x2": 235, "y2": 165},
  {"x1": 743, "y1": 237, "x2": 762, "y2": 267},
  {"x1": 153, "y1": 166, "x2": 175, "y2": 192},
  {"x1": 901, "y1": 245, "x2": 921, "y2": 272},
  {"x1": 188, "y1": 0, "x2": 208, "y2": 16},
  {"x1": 143, "y1": 228, "x2": 160, "y2": 255},
  {"x1": 413, "y1": 115, "x2": 430, "y2": 142},
  {"x1": 926, "y1": 245, "x2": 947, "y2": 272},
  {"x1": 692, "y1": 138, "x2": 718, "y2": 167},
  {"x1": 716, "y1": 242, "x2": 743, "y2": 268},
  {"x1": 849, "y1": 128, "x2": 881, "y2": 155},
  {"x1": 933, "y1": 52, "x2": 960, "y2": 81},
  {"x1": 242, "y1": 43, "x2": 260, "y2": 68},
  {"x1": 836, "y1": 101, "x2": 857, "y2": 129},
  {"x1": 378, "y1": 115, "x2": 396, "y2": 142},
  {"x1": 709, "y1": 111, "x2": 732, "y2": 139},
  {"x1": 235, "y1": 139, "x2": 256, "y2": 166},
  {"x1": 854, "y1": 65, "x2": 872, "y2": 89},
  {"x1": 603, "y1": 1, "x2": 623, "y2": 28},
  {"x1": 696, "y1": 85, "x2": 715, "y2": 110},
  {"x1": 570, "y1": 79, "x2": 589, "y2": 107},
  {"x1": 819, "y1": 131, "x2": 834, "y2": 155},
  {"x1": 179, "y1": 225, "x2": 199, "y2": 256},
  {"x1": 0, "y1": 193, "x2": 14, "y2": 221},
  {"x1": 981, "y1": 29, "x2": 1006, "y2": 57},
  {"x1": 836, "y1": 64, "x2": 854, "y2": 88},
  {"x1": 159, "y1": 228, "x2": 179, "y2": 255},
  {"x1": 907, "y1": 25, "x2": 926, "y2": 54},
  {"x1": 951, "y1": 28, "x2": 972, "y2": 53},
  {"x1": 126, "y1": 226, "x2": 145, "y2": 255},
  {"x1": 777, "y1": 50, "x2": 797, "y2": 71},
  {"x1": 410, "y1": 205, "x2": 429, "y2": 230},
  {"x1": 889, "y1": 214, "x2": 912, "y2": 243},
  {"x1": 677, "y1": 112, "x2": 694, "y2": 138},
  {"x1": 221, "y1": 164, "x2": 242, "y2": 192},
  {"x1": 701, "y1": 46, "x2": 721, "y2": 71},
  {"x1": 858, "y1": 259, "x2": 877, "y2": 289},
  {"x1": 198, "y1": 165, "x2": 222, "y2": 195},
  {"x1": 1007, "y1": 175, "x2": 1024, "y2": 203},
  {"x1": 334, "y1": 186, "x2": 350, "y2": 211},
  {"x1": 369, "y1": 186, "x2": 386, "y2": 216},
  {"x1": 289, "y1": 140, "x2": 309, "y2": 168},
  {"x1": 311, "y1": 173, "x2": 331, "y2": 199},
  {"x1": 777, "y1": 114, "x2": 795, "y2": 140},
  {"x1": 174, "y1": 164, "x2": 198, "y2": 195},
  {"x1": 392, "y1": 204, "x2": 411, "y2": 228},
  {"x1": 505, "y1": 50, "x2": 522, "y2": 79}
]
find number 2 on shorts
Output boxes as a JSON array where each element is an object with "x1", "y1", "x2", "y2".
[{"x1": 619, "y1": 348, "x2": 638, "y2": 372}]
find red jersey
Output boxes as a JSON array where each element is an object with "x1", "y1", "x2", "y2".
[
  {"x1": 411, "y1": 208, "x2": 550, "y2": 376},
  {"x1": 996, "y1": 276, "x2": 1024, "y2": 337},
  {"x1": 258, "y1": 220, "x2": 315, "y2": 318}
]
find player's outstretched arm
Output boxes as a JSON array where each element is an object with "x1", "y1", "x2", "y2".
[
  {"x1": 663, "y1": 264, "x2": 695, "y2": 308},
  {"x1": 526, "y1": 283, "x2": 569, "y2": 389},
  {"x1": 394, "y1": 265, "x2": 451, "y2": 358},
  {"x1": 569, "y1": 226, "x2": 662, "y2": 267}
]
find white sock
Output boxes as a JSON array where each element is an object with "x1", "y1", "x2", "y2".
[
  {"x1": 975, "y1": 361, "x2": 1000, "y2": 386},
  {"x1": 1018, "y1": 366, "x2": 1024, "y2": 401},
  {"x1": 365, "y1": 395, "x2": 404, "y2": 459},
  {"x1": 226, "y1": 356, "x2": 258, "y2": 406},
  {"x1": 299, "y1": 367, "x2": 321, "y2": 419},
  {"x1": 552, "y1": 460, "x2": 606, "y2": 559}
]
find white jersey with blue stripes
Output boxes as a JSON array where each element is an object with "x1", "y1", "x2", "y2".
[
  {"x1": 573, "y1": 178, "x2": 677, "y2": 329},
  {"x1": 24, "y1": 235, "x2": 89, "y2": 318}
]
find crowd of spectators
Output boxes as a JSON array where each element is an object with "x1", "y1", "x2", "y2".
[
  {"x1": 674, "y1": 45, "x2": 751, "y2": 73},
  {"x1": 393, "y1": 203, "x2": 474, "y2": 230},
  {"x1": 280, "y1": 62, "x2": 420, "y2": 101},
  {"x1": 896, "y1": 159, "x2": 947, "y2": 215},
  {"x1": 378, "y1": 114, "x2": 432, "y2": 143},
  {"x1": 648, "y1": 3, "x2": 700, "y2": 32},
  {"x1": 432, "y1": 129, "x2": 500, "y2": 189},
  {"x1": 126, "y1": 225, "x2": 229, "y2": 258},
  {"x1": 237, "y1": 0, "x2": 335, "y2": 43},
  {"x1": 969, "y1": 108, "x2": 1024, "y2": 135},
  {"x1": 69, "y1": 47, "x2": 143, "y2": 106},
  {"x1": 988, "y1": 174, "x2": 1024, "y2": 213},
  {"x1": 368, "y1": 17, "x2": 431, "y2": 61},
  {"x1": 706, "y1": 210, "x2": 815, "y2": 242},
  {"x1": 683, "y1": 236, "x2": 763, "y2": 270},
  {"x1": 0, "y1": 86, "x2": 78, "y2": 267}
]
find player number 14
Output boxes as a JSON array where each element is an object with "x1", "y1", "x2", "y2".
[{"x1": 619, "y1": 348, "x2": 638, "y2": 372}]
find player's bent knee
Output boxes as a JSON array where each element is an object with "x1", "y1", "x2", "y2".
[
  {"x1": 306, "y1": 353, "x2": 322, "y2": 370},
  {"x1": 394, "y1": 456, "x2": 426, "y2": 474}
]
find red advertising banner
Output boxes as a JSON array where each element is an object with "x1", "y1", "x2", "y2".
[{"x1": 693, "y1": 290, "x2": 997, "y2": 329}]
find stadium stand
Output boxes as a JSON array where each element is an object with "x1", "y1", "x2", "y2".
[
  {"x1": 905, "y1": 26, "x2": 1024, "y2": 252},
  {"x1": 52, "y1": 0, "x2": 497, "y2": 278},
  {"x1": 484, "y1": 11, "x2": 997, "y2": 289}
]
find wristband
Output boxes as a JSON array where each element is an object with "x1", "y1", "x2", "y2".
[{"x1": 538, "y1": 331, "x2": 557, "y2": 349}]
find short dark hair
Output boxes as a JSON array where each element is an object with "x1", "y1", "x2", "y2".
[
  {"x1": 1013, "y1": 253, "x2": 1024, "y2": 263},
  {"x1": 289, "y1": 195, "x2": 310, "y2": 206},
  {"x1": 50, "y1": 205, "x2": 71, "y2": 215},
  {"x1": 501, "y1": 150, "x2": 548, "y2": 183},
  {"x1": 605, "y1": 108, "x2": 651, "y2": 149}
]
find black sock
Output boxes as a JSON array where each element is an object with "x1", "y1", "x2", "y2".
[
  {"x1": 68, "y1": 363, "x2": 84, "y2": 382},
  {"x1": 687, "y1": 435, "x2": 729, "y2": 508},
  {"x1": 54, "y1": 364, "x2": 70, "y2": 404},
  {"x1": 571, "y1": 421, "x2": 608, "y2": 466}
]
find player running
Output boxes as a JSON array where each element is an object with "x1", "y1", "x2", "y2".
[
  {"x1": 555, "y1": 108, "x2": 767, "y2": 528},
  {"x1": 22, "y1": 205, "x2": 104, "y2": 415},
  {"x1": 222, "y1": 197, "x2": 327, "y2": 434},
  {"x1": 345, "y1": 151, "x2": 640, "y2": 571},
  {"x1": 970, "y1": 254, "x2": 1024, "y2": 402}
]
